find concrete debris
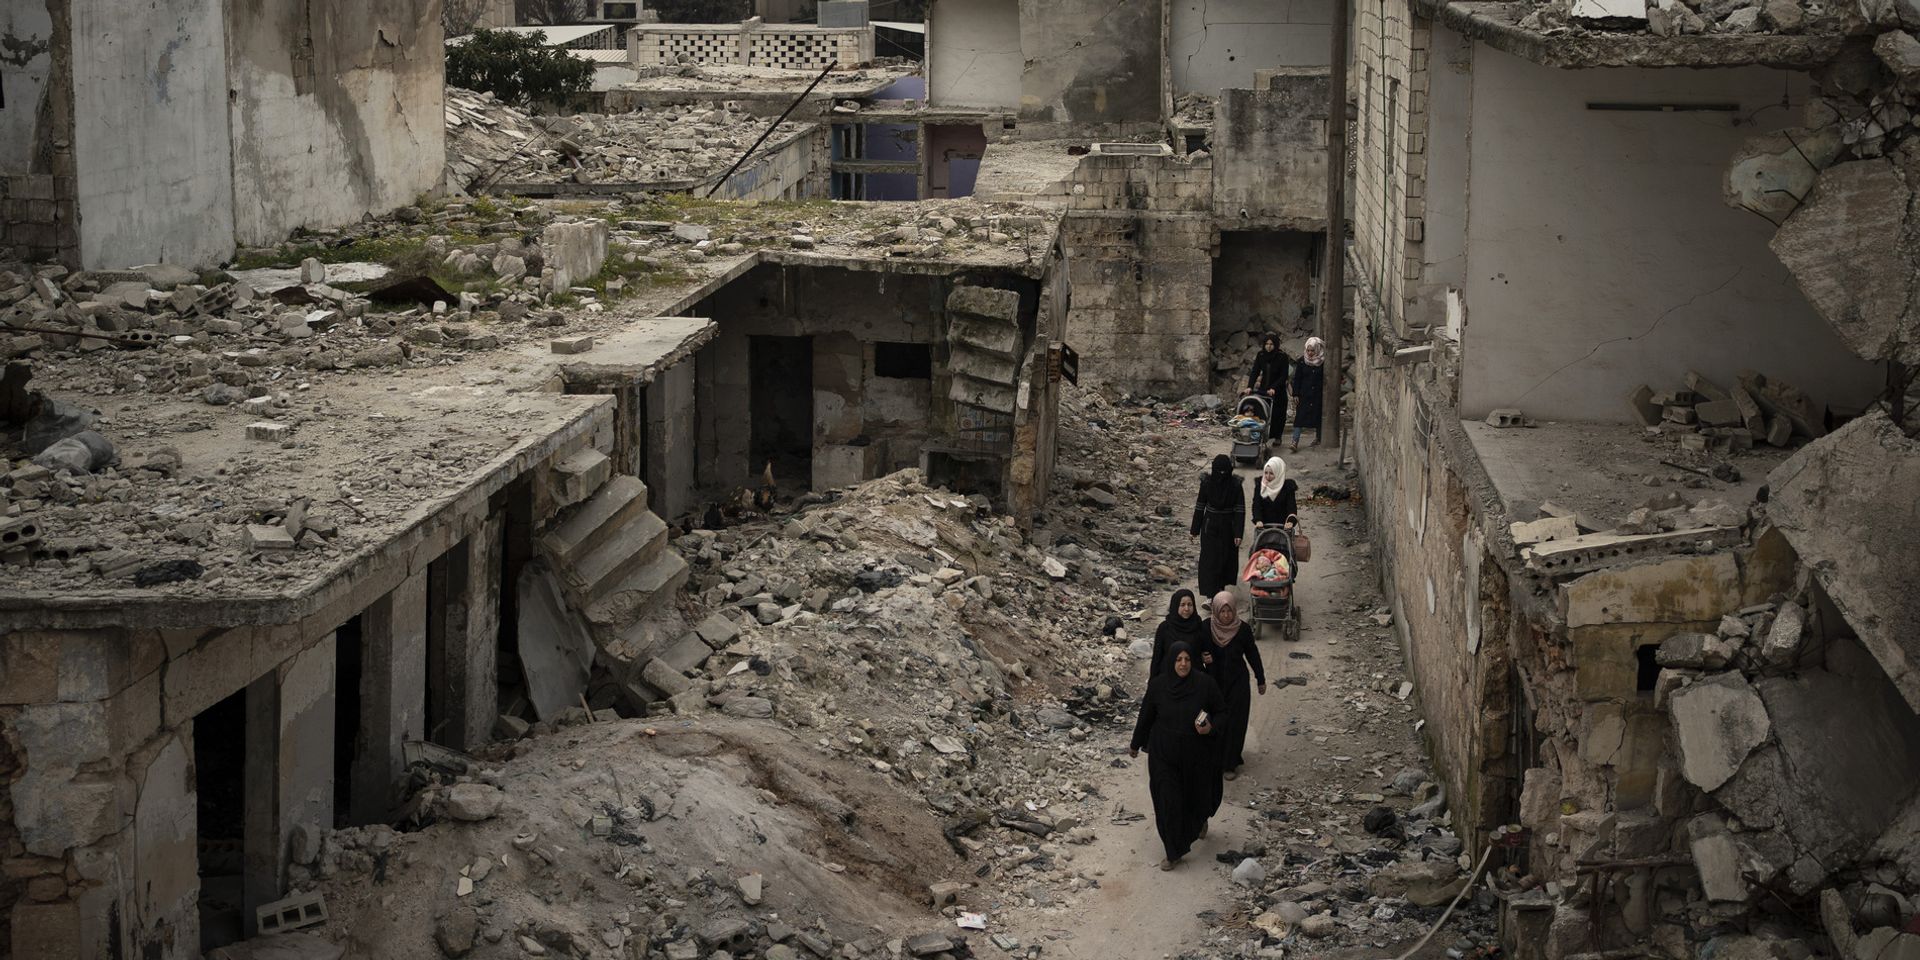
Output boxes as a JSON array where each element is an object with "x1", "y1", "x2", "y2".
[
  {"x1": 444, "y1": 88, "x2": 809, "y2": 192},
  {"x1": 1769, "y1": 158, "x2": 1920, "y2": 367},
  {"x1": 1669, "y1": 671, "x2": 1771, "y2": 792},
  {"x1": 1769, "y1": 412, "x2": 1920, "y2": 713}
]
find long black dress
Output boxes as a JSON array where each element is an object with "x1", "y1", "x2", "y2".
[
  {"x1": 1246, "y1": 346, "x2": 1290, "y2": 398},
  {"x1": 1292, "y1": 362, "x2": 1326, "y2": 433},
  {"x1": 1130, "y1": 643, "x2": 1227, "y2": 863},
  {"x1": 1190, "y1": 456, "x2": 1245, "y2": 598},
  {"x1": 1150, "y1": 589, "x2": 1209, "y2": 678},
  {"x1": 1251, "y1": 478, "x2": 1299, "y2": 531},
  {"x1": 1202, "y1": 621, "x2": 1266, "y2": 774}
]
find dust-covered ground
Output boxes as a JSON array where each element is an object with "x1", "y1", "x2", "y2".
[{"x1": 291, "y1": 387, "x2": 1493, "y2": 960}]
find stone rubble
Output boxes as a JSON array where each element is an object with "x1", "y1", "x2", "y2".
[{"x1": 444, "y1": 87, "x2": 810, "y2": 192}]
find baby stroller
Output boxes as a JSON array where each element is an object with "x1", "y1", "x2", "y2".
[
  {"x1": 1229, "y1": 394, "x2": 1272, "y2": 465},
  {"x1": 1240, "y1": 524, "x2": 1300, "y2": 641}
]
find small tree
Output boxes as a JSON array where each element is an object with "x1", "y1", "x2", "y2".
[
  {"x1": 516, "y1": 0, "x2": 590, "y2": 24},
  {"x1": 447, "y1": 29, "x2": 595, "y2": 108},
  {"x1": 444, "y1": 0, "x2": 494, "y2": 38}
]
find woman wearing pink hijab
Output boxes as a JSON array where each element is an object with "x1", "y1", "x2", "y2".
[{"x1": 1199, "y1": 591, "x2": 1267, "y2": 783}]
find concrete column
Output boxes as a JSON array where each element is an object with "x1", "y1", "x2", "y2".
[
  {"x1": 463, "y1": 512, "x2": 504, "y2": 750},
  {"x1": 350, "y1": 571, "x2": 427, "y2": 824},
  {"x1": 430, "y1": 519, "x2": 504, "y2": 751},
  {"x1": 241, "y1": 672, "x2": 280, "y2": 935},
  {"x1": 276, "y1": 636, "x2": 335, "y2": 880},
  {"x1": 646, "y1": 361, "x2": 698, "y2": 519}
]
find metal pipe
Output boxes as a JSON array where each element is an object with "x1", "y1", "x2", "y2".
[{"x1": 704, "y1": 61, "x2": 836, "y2": 199}]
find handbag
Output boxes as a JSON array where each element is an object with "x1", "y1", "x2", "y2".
[{"x1": 1292, "y1": 530, "x2": 1312, "y2": 563}]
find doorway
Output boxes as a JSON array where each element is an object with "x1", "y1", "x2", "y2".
[
  {"x1": 1209, "y1": 230, "x2": 1322, "y2": 392},
  {"x1": 332, "y1": 615, "x2": 364, "y2": 827},
  {"x1": 749, "y1": 335, "x2": 814, "y2": 488},
  {"x1": 195, "y1": 688, "x2": 249, "y2": 952}
]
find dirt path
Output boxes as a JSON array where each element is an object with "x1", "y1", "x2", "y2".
[{"x1": 1002, "y1": 430, "x2": 1407, "y2": 958}]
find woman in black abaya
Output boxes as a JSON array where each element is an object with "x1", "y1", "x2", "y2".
[
  {"x1": 1150, "y1": 589, "x2": 1208, "y2": 678},
  {"x1": 1200, "y1": 591, "x2": 1267, "y2": 781},
  {"x1": 1189, "y1": 455, "x2": 1244, "y2": 598},
  {"x1": 1129, "y1": 641, "x2": 1226, "y2": 870}
]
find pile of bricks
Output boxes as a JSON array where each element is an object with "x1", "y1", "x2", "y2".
[{"x1": 1625, "y1": 369, "x2": 1821, "y2": 453}]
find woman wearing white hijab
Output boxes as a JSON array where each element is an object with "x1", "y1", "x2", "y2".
[
  {"x1": 1250, "y1": 456, "x2": 1298, "y2": 533},
  {"x1": 1289, "y1": 337, "x2": 1326, "y2": 452}
]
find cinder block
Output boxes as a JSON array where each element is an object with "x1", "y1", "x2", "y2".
[
  {"x1": 256, "y1": 890, "x2": 328, "y2": 935},
  {"x1": 0, "y1": 515, "x2": 44, "y2": 550},
  {"x1": 244, "y1": 524, "x2": 297, "y2": 551},
  {"x1": 550, "y1": 335, "x2": 595, "y2": 354},
  {"x1": 1694, "y1": 399, "x2": 1741, "y2": 427},
  {"x1": 246, "y1": 421, "x2": 290, "y2": 442}
]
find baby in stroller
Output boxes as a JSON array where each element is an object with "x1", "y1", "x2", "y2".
[{"x1": 1240, "y1": 527, "x2": 1293, "y2": 598}]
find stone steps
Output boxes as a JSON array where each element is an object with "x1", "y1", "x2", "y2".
[
  {"x1": 542, "y1": 474, "x2": 650, "y2": 566},
  {"x1": 538, "y1": 468, "x2": 687, "y2": 654},
  {"x1": 573, "y1": 511, "x2": 669, "y2": 606},
  {"x1": 587, "y1": 551, "x2": 691, "y2": 630}
]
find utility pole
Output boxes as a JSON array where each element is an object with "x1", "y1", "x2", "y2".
[{"x1": 1319, "y1": 0, "x2": 1350, "y2": 450}]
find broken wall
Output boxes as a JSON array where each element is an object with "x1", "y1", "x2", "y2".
[
  {"x1": 225, "y1": 0, "x2": 446, "y2": 248},
  {"x1": 0, "y1": 4, "x2": 55, "y2": 174},
  {"x1": 1349, "y1": 0, "x2": 1428, "y2": 341},
  {"x1": 70, "y1": 0, "x2": 235, "y2": 268},
  {"x1": 707, "y1": 127, "x2": 830, "y2": 202},
  {"x1": 1061, "y1": 153, "x2": 1215, "y2": 395},
  {"x1": 695, "y1": 263, "x2": 951, "y2": 492},
  {"x1": 1351, "y1": 341, "x2": 1518, "y2": 847},
  {"x1": 1454, "y1": 47, "x2": 1879, "y2": 422},
  {"x1": 1209, "y1": 230, "x2": 1318, "y2": 385},
  {"x1": 928, "y1": 0, "x2": 1022, "y2": 110},
  {"x1": 1213, "y1": 77, "x2": 1330, "y2": 229},
  {"x1": 1017, "y1": 0, "x2": 1168, "y2": 134},
  {"x1": 0, "y1": 1, "x2": 74, "y2": 265},
  {"x1": 1169, "y1": 0, "x2": 1333, "y2": 95},
  {"x1": 1767, "y1": 411, "x2": 1920, "y2": 713}
]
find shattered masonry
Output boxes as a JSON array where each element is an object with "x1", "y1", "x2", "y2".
[{"x1": 6, "y1": 0, "x2": 1920, "y2": 958}]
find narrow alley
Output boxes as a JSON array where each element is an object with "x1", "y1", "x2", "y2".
[{"x1": 5, "y1": 1, "x2": 1919, "y2": 958}]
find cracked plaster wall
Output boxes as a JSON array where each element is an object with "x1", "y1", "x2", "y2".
[
  {"x1": 1170, "y1": 0, "x2": 1333, "y2": 96},
  {"x1": 1455, "y1": 47, "x2": 1879, "y2": 422},
  {"x1": 928, "y1": 0, "x2": 1022, "y2": 110},
  {"x1": 70, "y1": 0, "x2": 235, "y2": 268},
  {"x1": 226, "y1": 0, "x2": 446, "y2": 248},
  {"x1": 1016, "y1": 0, "x2": 1167, "y2": 133},
  {"x1": 0, "y1": 2, "x2": 56, "y2": 173}
]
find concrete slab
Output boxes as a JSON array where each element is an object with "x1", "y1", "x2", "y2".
[
  {"x1": 1768, "y1": 412, "x2": 1920, "y2": 713},
  {"x1": 1668, "y1": 671, "x2": 1770, "y2": 792},
  {"x1": 514, "y1": 564, "x2": 597, "y2": 722},
  {"x1": 1462, "y1": 419, "x2": 1785, "y2": 531}
]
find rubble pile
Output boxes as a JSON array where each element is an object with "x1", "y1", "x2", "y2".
[
  {"x1": 1508, "y1": 586, "x2": 1920, "y2": 959},
  {"x1": 1514, "y1": 0, "x2": 1853, "y2": 38},
  {"x1": 445, "y1": 87, "x2": 810, "y2": 191},
  {"x1": 260, "y1": 383, "x2": 1471, "y2": 959},
  {"x1": 1204, "y1": 607, "x2": 1503, "y2": 952},
  {"x1": 1621, "y1": 369, "x2": 1820, "y2": 453}
]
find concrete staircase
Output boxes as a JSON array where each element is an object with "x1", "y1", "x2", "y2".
[{"x1": 540, "y1": 473, "x2": 688, "y2": 653}]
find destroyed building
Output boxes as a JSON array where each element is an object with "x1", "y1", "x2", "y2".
[
  {"x1": 2, "y1": 0, "x2": 446, "y2": 269},
  {"x1": 1346, "y1": 0, "x2": 1920, "y2": 952},
  {"x1": 6, "y1": 0, "x2": 1920, "y2": 956}
]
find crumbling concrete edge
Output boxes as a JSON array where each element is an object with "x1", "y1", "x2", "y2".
[
  {"x1": 1412, "y1": 0, "x2": 1849, "y2": 68},
  {"x1": 553, "y1": 320, "x2": 721, "y2": 387},
  {"x1": 0, "y1": 395, "x2": 615, "y2": 633}
]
